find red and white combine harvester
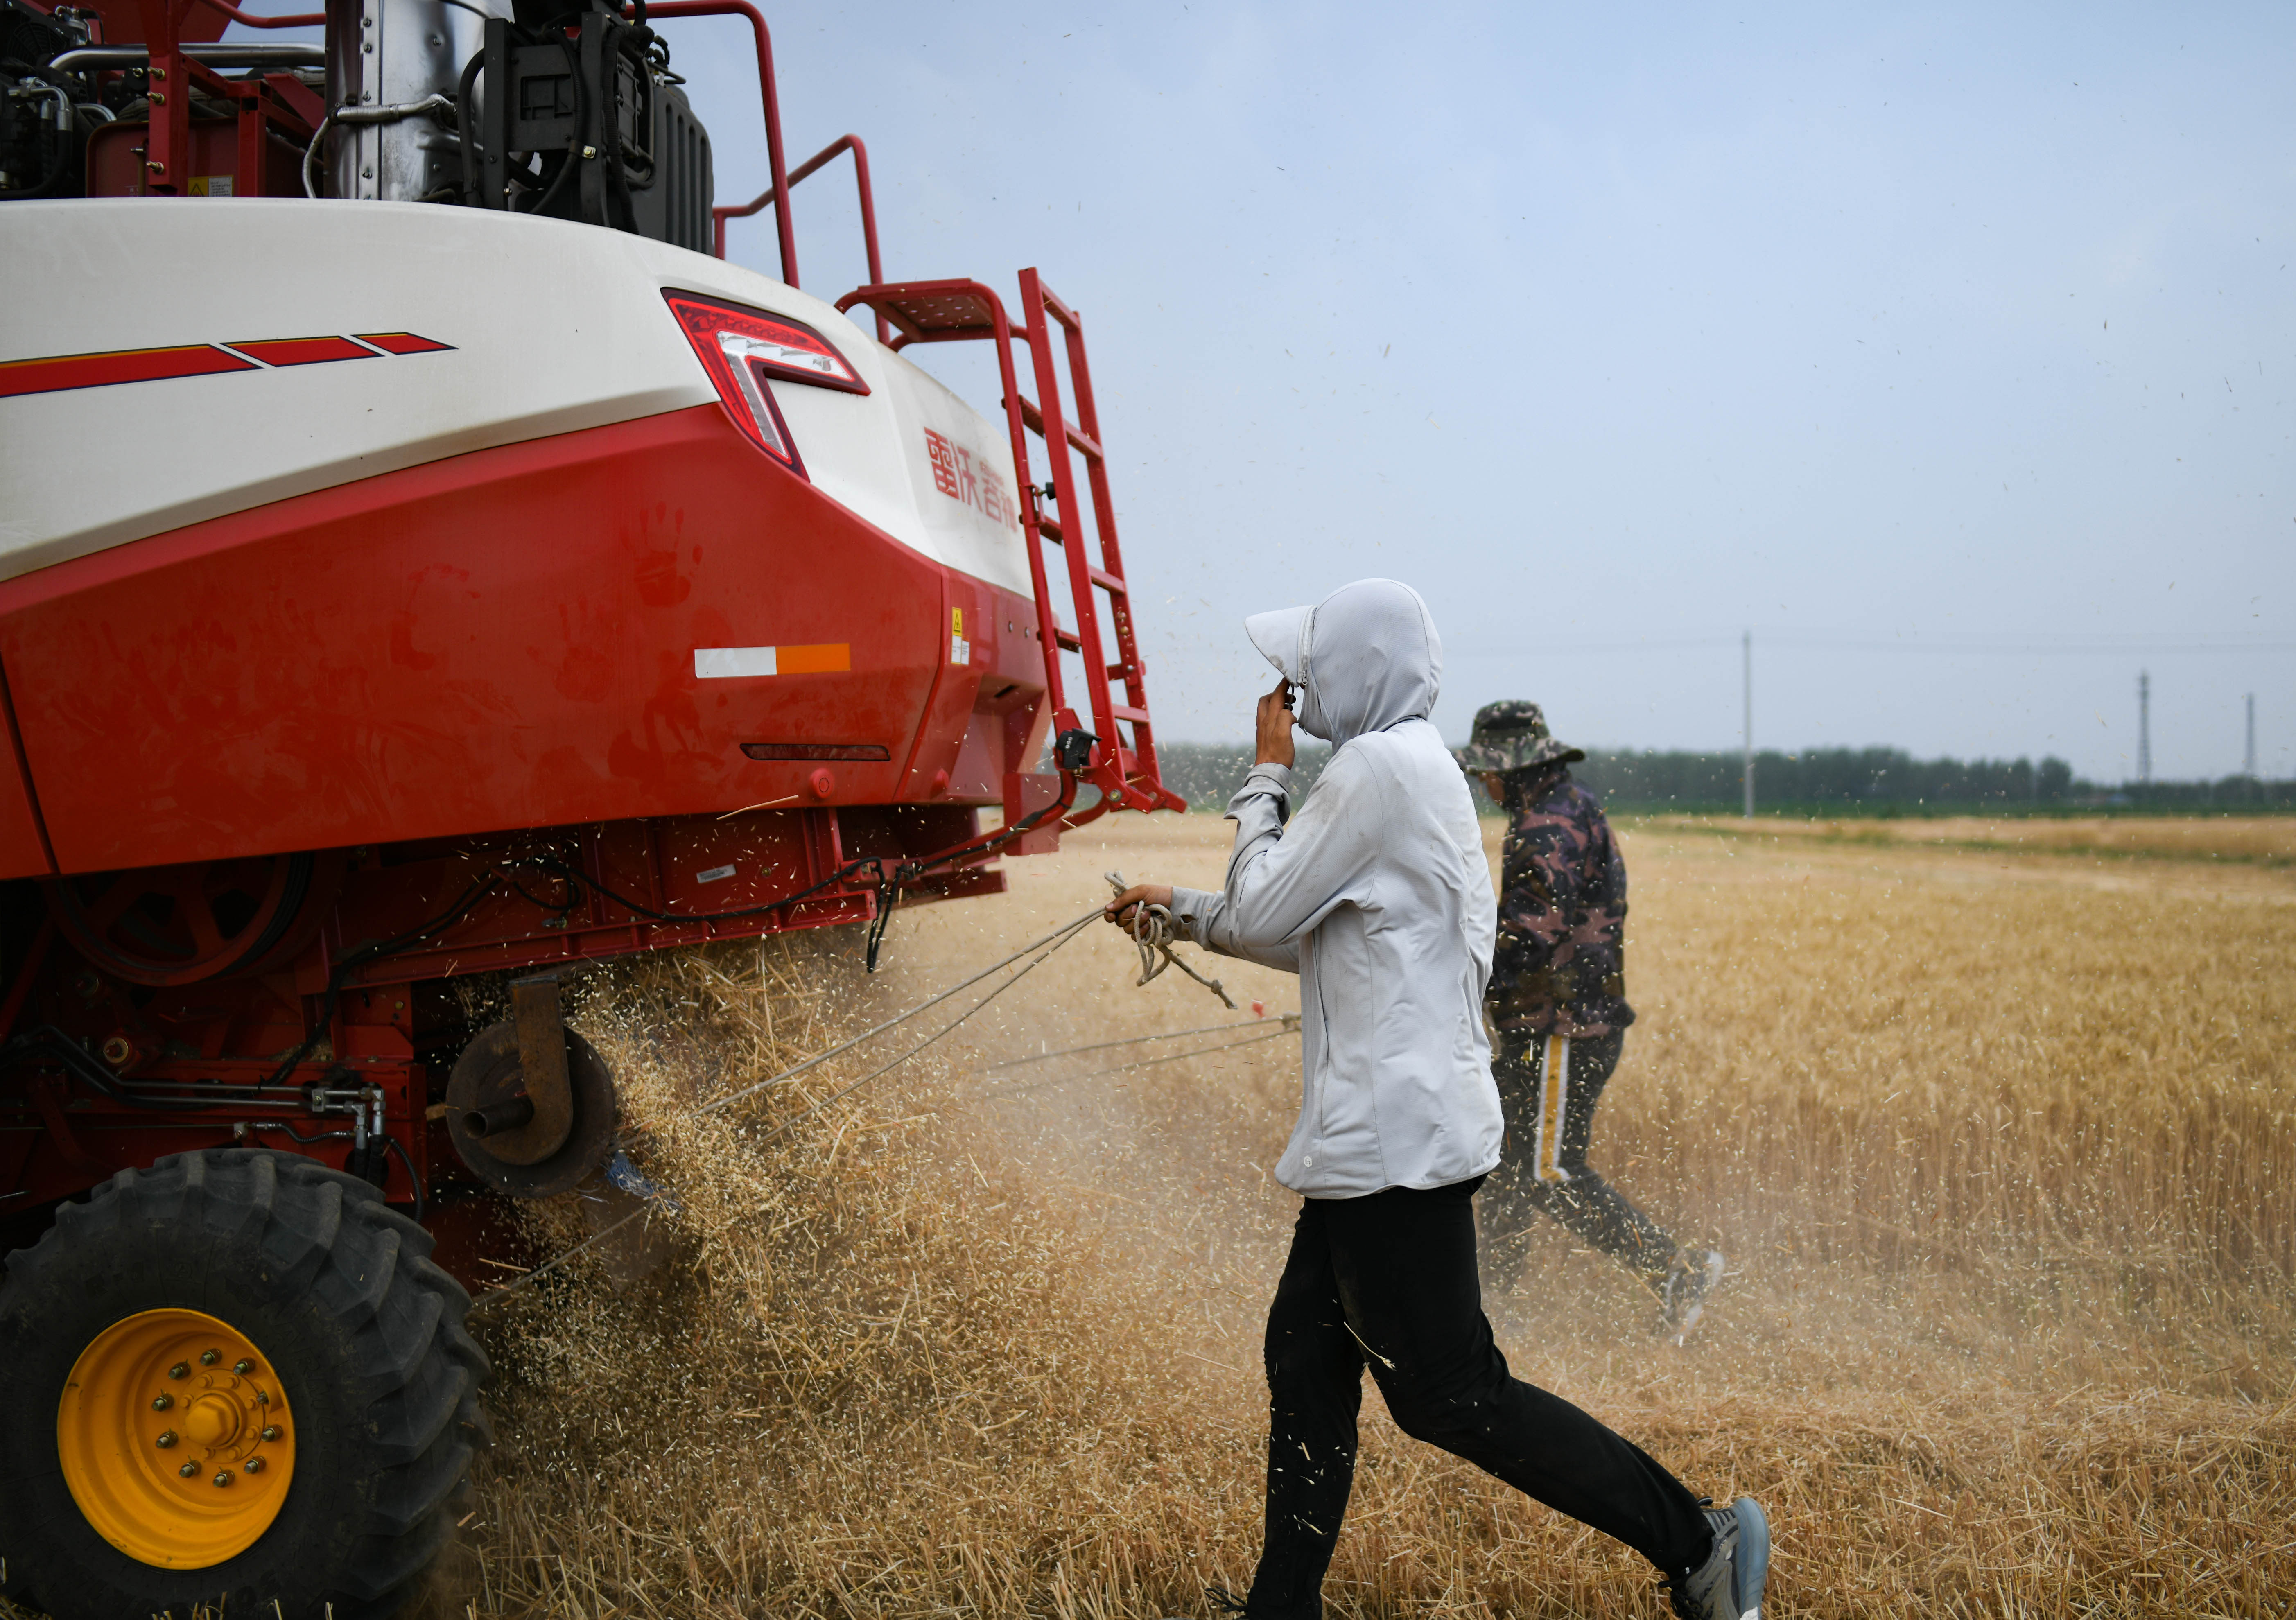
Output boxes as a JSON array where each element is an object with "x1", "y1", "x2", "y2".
[{"x1": 0, "y1": 0, "x2": 1181, "y2": 1608}]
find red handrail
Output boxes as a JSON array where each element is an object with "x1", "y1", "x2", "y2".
[
  {"x1": 638, "y1": 0, "x2": 795, "y2": 288},
  {"x1": 192, "y1": 0, "x2": 323, "y2": 25},
  {"x1": 716, "y1": 134, "x2": 886, "y2": 341}
]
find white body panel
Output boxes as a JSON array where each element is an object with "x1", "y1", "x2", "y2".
[{"x1": 0, "y1": 198, "x2": 1031, "y2": 595}]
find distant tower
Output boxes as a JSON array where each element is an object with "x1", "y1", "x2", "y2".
[
  {"x1": 1742, "y1": 630, "x2": 1754, "y2": 819},
  {"x1": 2136, "y1": 671, "x2": 2151, "y2": 784},
  {"x1": 2246, "y1": 693, "x2": 2257, "y2": 779}
]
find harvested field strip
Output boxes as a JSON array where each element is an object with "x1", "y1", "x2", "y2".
[{"x1": 1639, "y1": 811, "x2": 2296, "y2": 868}]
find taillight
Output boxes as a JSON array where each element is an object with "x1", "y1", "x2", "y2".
[{"x1": 663, "y1": 290, "x2": 869, "y2": 471}]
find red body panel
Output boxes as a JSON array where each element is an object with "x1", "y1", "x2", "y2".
[
  {"x1": 0, "y1": 404, "x2": 1050, "y2": 877},
  {"x1": 0, "y1": 8, "x2": 1189, "y2": 1294},
  {"x1": 86, "y1": 115, "x2": 310, "y2": 200}
]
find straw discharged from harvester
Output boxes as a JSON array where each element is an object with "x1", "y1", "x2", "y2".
[{"x1": 441, "y1": 812, "x2": 2296, "y2": 1620}]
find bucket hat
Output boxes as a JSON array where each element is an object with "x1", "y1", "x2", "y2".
[{"x1": 1452, "y1": 699, "x2": 1584, "y2": 773}]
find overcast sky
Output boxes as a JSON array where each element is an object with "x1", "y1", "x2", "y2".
[{"x1": 257, "y1": 2, "x2": 2296, "y2": 778}]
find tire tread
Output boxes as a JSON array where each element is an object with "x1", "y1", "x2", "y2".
[{"x1": 0, "y1": 1148, "x2": 489, "y2": 1620}]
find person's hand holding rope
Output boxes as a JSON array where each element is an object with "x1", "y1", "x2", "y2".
[{"x1": 1104, "y1": 871, "x2": 1236, "y2": 1009}]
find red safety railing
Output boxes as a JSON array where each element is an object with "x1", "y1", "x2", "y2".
[
  {"x1": 194, "y1": 0, "x2": 323, "y2": 27},
  {"x1": 835, "y1": 274, "x2": 1184, "y2": 822},
  {"x1": 635, "y1": 0, "x2": 796, "y2": 287},
  {"x1": 714, "y1": 134, "x2": 886, "y2": 341},
  {"x1": 636, "y1": 0, "x2": 888, "y2": 323},
  {"x1": 1013, "y1": 267, "x2": 1174, "y2": 811}
]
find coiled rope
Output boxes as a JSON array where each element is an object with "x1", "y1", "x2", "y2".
[{"x1": 1107, "y1": 871, "x2": 1235, "y2": 1009}]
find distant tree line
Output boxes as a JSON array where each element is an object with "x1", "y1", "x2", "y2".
[
  {"x1": 1148, "y1": 741, "x2": 2295, "y2": 816},
  {"x1": 1154, "y1": 742, "x2": 1334, "y2": 810}
]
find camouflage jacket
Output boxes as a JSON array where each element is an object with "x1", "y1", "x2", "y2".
[{"x1": 1487, "y1": 764, "x2": 1636, "y2": 1042}]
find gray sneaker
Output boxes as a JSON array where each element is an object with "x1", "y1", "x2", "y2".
[
  {"x1": 1661, "y1": 1248, "x2": 1726, "y2": 1340},
  {"x1": 1665, "y1": 1498, "x2": 1769, "y2": 1620}
]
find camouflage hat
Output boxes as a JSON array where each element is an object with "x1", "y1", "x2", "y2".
[{"x1": 1452, "y1": 700, "x2": 1584, "y2": 774}]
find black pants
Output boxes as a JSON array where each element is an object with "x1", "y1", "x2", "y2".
[
  {"x1": 1245, "y1": 1179, "x2": 1711, "y2": 1620},
  {"x1": 1482, "y1": 1030, "x2": 1678, "y2": 1287}
]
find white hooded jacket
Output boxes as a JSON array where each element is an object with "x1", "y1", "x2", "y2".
[{"x1": 1166, "y1": 579, "x2": 1504, "y2": 1198}]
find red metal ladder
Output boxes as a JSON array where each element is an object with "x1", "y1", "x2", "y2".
[{"x1": 837, "y1": 271, "x2": 1185, "y2": 822}]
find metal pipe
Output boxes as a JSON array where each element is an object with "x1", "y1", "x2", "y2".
[
  {"x1": 332, "y1": 90, "x2": 456, "y2": 125},
  {"x1": 23, "y1": 79, "x2": 70, "y2": 132},
  {"x1": 2, "y1": 1027, "x2": 210, "y2": 1111},
  {"x1": 465, "y1": 1095, "x2": 534, "y2": 1136},
  {"x1": 50, "y1": 42, "x2": 326, "y2": 70},
  {"x1": 301, "y1": 108, "x2": 332, "y2": 197}
]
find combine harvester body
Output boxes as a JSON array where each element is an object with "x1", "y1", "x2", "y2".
[{"x1": 0, "y1": 0, "x2": 1178, "y2": 1609}]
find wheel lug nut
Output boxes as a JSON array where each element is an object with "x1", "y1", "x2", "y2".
[
  {"x1": 233, "y1": 1358, "x2": 255, "y2": 1375},
  {"x1": 199, "y1": 1349, "x2": 220, "y2": 1367},
  {"x1": 152, "y1": 1394, "x2": 174, "y2": 1411},
  {"x1": 179, "y1": 1461, "x2": 200, "y2": 1478},
  {"x1": 244, "y1": 1456, "x2": 265, "y2": 1474},
  {"x1": 212, "y1": 1470, "x2": 233, "y2": 1488},
  {"x1": 260, "y1": 1425, "x2": 282, "y2": 1442},
  {"x1": 156, "y1": 1430, "x2": 178, "y2": 1448},
  {"x1": 168, "y1": 1362, "x2": 190, "y2": 1379}
]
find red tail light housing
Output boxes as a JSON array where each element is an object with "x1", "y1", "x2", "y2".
[{"x1": 664, "y1": 291, "x2": 869, "y2": 472}]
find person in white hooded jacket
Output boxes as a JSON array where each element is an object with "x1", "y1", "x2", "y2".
[{"x1": 1106, "y1": 581, "x2": 1769, "y2": 1620}]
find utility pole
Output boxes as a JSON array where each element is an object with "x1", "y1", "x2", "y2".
[
  {"x1": 2136, "y1": 670, "x2": 2151, "y2": 785},
  {"x1": 2245, "y1": 693, "x2": 2257, "y2": 779},
  {"x1": 1742, "y1": 630, "x2": 1754, "y2": 819}
]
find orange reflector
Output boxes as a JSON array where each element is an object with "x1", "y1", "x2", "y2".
[{"x1": 775, "y1": 644, "x2": 850, "y2": 674}]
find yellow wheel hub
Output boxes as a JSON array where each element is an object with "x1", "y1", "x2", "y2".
[{"x1": 56, "y1": 1308, "x2": 296, "y2": 1568}]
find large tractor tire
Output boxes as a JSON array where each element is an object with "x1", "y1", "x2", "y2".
[{"x1": 0, "y1": 1149, "x2": 490, "y2": 1619}]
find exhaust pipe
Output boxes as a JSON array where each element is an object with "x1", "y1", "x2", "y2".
[{"x1": 463, "y1": 1095, "x2": 533, "y2": 1137}]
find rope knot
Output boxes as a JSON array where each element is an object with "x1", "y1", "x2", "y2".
[{"x1": 1106, "y1": 872, "x2": 1236, "y2": 1009}]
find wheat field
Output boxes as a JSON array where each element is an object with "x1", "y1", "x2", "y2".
[
  {"x1": 1650, "y1": 812, "x2": 2296, "y2": 865},
  {"x1": 12, "y1": 813, "x2": 2290, "y2": 1619},
  {"x1": 423, "y1": 812, "x2": 2294, "y2": 1620}
]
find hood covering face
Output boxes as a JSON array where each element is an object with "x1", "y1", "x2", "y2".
[{"x1": 1244, "y1": 579, "x2": 1442, "y2": 745}]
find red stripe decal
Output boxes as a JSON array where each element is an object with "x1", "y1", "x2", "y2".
[
  {"x1": 0, "y1": 344, "x2": 258, "y2": 399},
  {"x1": 355, "y1": 331, "x2": 456, "y2": 356},
  {"x1": 226, "y1": 336, "x2": 382, "y2": 367}
]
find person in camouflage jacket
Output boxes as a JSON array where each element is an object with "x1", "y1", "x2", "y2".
[{"x1": 1457, "y1": 701, "x2": 1724, "y2": 1338}]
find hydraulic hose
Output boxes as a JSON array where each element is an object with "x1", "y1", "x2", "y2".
[
  {"x1": 261, "y1": 868, "x2": 506, "y2": 1087},
  {"x1": 516, "y1": 29, "x2": 586, "y2": 218},
  {"x1": 456, "y1": 45, "x2": 486, "y2": 206}
]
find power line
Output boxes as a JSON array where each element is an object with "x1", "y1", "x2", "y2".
[
  {"x1": 1482, "y1": 634, "x2": 2296, "y2": 657},
  {"x1": 1775, "y1": 637, "x2": 2296, "y2": 656}
]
